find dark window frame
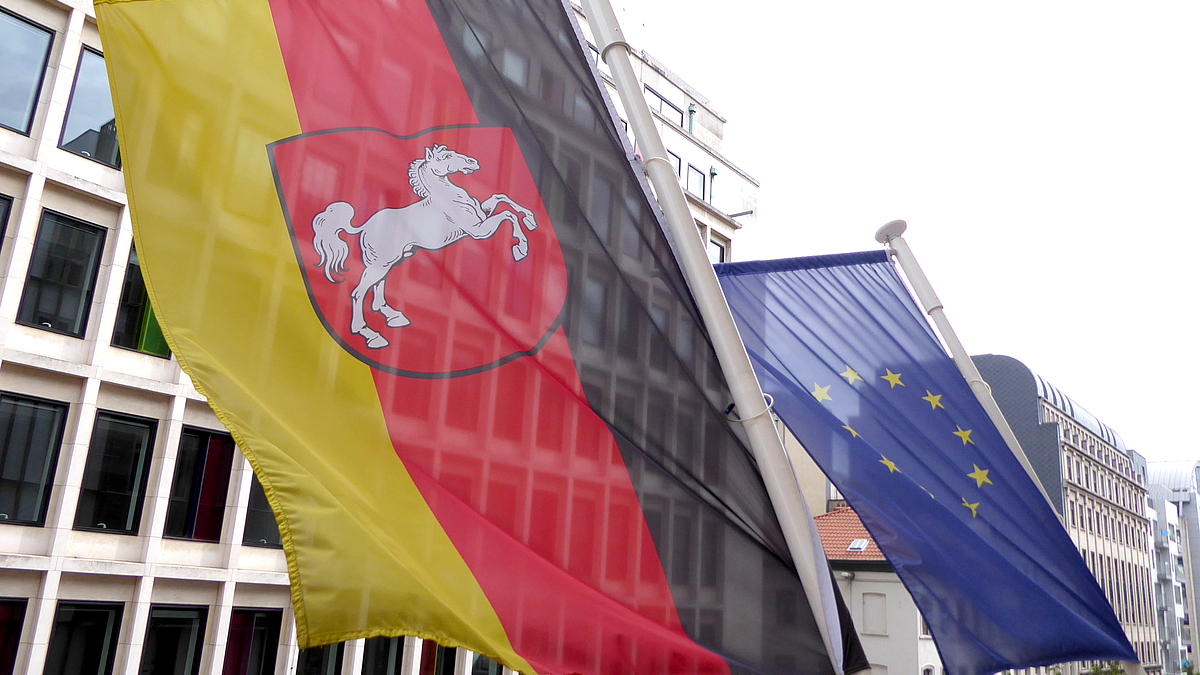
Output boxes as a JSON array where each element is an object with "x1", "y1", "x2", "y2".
[
  {"x1": 57, "y1": 45, "x2": 121, "y2": 169},
  {"x1": 0, "y1": 7, "x2": 55, "y2": 136},
  {"x1": 139, "y1": 604, "x2": 208, "y2": 675},
  {"x1": 643, "y1": 86, "x2": 684, "y2": 128},
  {"x1": 73, "y1": 410, "x2": 157, "y2": 535},
  {"x1": 112, "y1": 248, "x2": 170, "y2": 358},
  {"x1": 242, "y1": 474, "x2": 282, "y2": 548},
  {"x1": 0, "y1": 391, "x2": 69, "y2": 527},
  {"x1": 0, "y1": 194, "x2": 12, "y2": 244},
  {"x1": 44, "y1": 601, "x2": 123, "y2": 675},
  {"x1": 0, "y1": 597, "x2": 27, "y2": 675},
  {"x1": 163, "y1": 427, "x2": 235, "y2": 542},
  {"x1": 686, "y1": 165, "x2": 706, "y2": 200},
  {"x1": 16, "y1": 209, "x2": 107, "y2": 338},
  {"x1": 223, "y1": 608, "x2": 282, "y2": 675}
]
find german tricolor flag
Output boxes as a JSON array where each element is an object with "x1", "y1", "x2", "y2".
[{"x1": 96, "y1": 0, "x2": 868, "y2": 673}]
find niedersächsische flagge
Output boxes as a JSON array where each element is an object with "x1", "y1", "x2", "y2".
[
  {"x1": 716, "y1": 252, "x2": 1137, "y2": 675},
  {"x1": 94, "y1": 0, "x2": 866, "y2": 674}
]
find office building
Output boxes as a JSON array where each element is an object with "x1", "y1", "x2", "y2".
[
  {"x1": 975, "y1": 354, "x2": 1159, "y2": 674},
  {"x1": 1149, "y1": 461, "x2": 1200, "y2": 670}
]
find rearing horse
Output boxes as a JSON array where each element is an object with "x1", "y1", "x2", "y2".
[{"x1": 312, "y1": 144, "x2": 537, "y2": 349}]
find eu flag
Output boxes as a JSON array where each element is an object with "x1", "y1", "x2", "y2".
[{"x1": 716, "y1": 252, "x2": 1137, "y2": 675}]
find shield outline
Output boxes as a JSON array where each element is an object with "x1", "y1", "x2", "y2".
[{"x1": 267, "y1": 124, "x2": 566, "y2": 379}]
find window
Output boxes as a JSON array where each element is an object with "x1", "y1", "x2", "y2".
[
  {"x1": 223, "y1": 609, "x2": 281, "y2": 675},
  {"x1": 501, "y1": 49, "x2": 527, "y2": 88},
  {"x1": 297, "y1": 643, "x2": 344, "y2": 675},
  {"x1": 59, "y1": 48, "x2": 121, "y2": 168},
  {"x1": 643, "y1": 86, "x2": 684, "y2": 128},
  {"x1": 164, "y1": 428, "x2": 235, "y2": 542},
  {"x1": 0, "y1": 9, "x2": 54, "y2": 135},
  {"x1": 242, "y1": 474, "x2": 282, "y2": 548},
  {"x1": 44, "y1": 602, "x2": 122, "y2": 675},
  {"x1": 0, "y1": 599, "x2": 26, "y2": 675},
  {"x1": 0, "y1": 394, "x2": 68, "y2": 526},
  {"x1": 419, "y1": 645, "x2": 457, "y2": 675},
  {"x1": 113, "y1": 249, "x2": 170, "y2": 357},
  {"x1": 17, "y1": 210, "x2": 107, "y2": 337},
  {"x1": 581, "y1": 277, "x2": 607, "y2": 347},
  {"x1": 919, "y1": 614, "x2": 931, "y2": 637},
  {"x1": 74, "y1": 411, "x2": 157, "y2": 534},
  {"x1": 0, "y1": 194, "x2": 11, "y2": 243},
  {"x1": 666, "y1": 151, "x2": 681, "y2": 176},
  {"x1": 140, "y1": 606, "x2": 207, "y2": 675},
  {"x1": 707, "y1": 238, "x2": 727, "y2": 264},
  {"x1": 686, "y1": 165, "x2": 705, "y2": 200},
  {"x1": 363, "y1": 637, "x2": 406, "y2": 675},
  {"x1": 470, "y1": 654, "x2": 503, "y2": 675}
]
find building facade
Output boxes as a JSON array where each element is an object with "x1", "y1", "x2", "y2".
[
  {"x1": 1148, "y1": 461, "x2": 1200, "y2": 669},
  {"x1": 1147, "y1": 486, "x2": 1193, "y2": 672},
  {"x1": 0, "y1": 1, "x2": 757, "y2": 675},
  {"x1": 974, "y1": 354, "x2": 1159, "y2": 674}
]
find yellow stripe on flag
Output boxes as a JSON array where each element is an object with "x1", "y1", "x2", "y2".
[{"x1": 95, "y1": 0, "x2": 531, "y2": 668}]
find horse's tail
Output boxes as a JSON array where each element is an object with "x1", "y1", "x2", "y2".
[{"x1": 312, "y1": 202, "x2": 361, "y2": 283}]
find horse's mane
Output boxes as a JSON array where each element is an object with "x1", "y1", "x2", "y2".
[{"x1": 408, "y1": 145, "x2": 452, "y2": 199}]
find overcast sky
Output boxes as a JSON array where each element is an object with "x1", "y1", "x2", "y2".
[{"x1": 613, "y1": 1, "x2": 1200, "y2": 464}]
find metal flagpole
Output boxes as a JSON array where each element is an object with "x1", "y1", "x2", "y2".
[
  {"x1": 874, "y1": 220, "x2": 1060, "y2": 516},
  {"x1": 579, "y1": 1, "x2": 844, "y2": 672},
  {"x1": 876, "y1": 220, "x2": 1147, "y2": 675}
]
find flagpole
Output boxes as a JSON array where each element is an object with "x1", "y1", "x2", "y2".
[
  {"x1": 874, "y1": 220, "x2": 1061, "y2": 517},
  {"x1": 579, "y1": 1, "x2": 844, "y2": 672}
]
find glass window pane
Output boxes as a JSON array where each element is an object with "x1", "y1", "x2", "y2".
[
  {"x1": 74, "y1": 412, "x2": 156, "y2": 534},
  {"x1": 0, "y1": 599, "x2": 27, "y2": 675},
  {"x1": 59, "y1": 48, "x2": 120, "y2": 169},
  {"x1": 140, "y1": 606, "x2": 207, "y2": 675},
  {"x1": 223, "y1": 609, "x2": 281, "y2": 675},
  {"x1": 469, "y1": 653, "x2": 502, "y2": 675},
  {"x1": 242, "y1": 474, "x2": 282, "y2": 548},
  {"x1": 686, "y1": 166, "x2": 705, "y2": 200},
  {"x1": 707, "y1": 238, "x2": 726, "y2": 264},
  {"x1": 17, "y1": 211, "x2": 107, "y2": 337},
  {"x1": 165, "y1": 428, "x2": 234, "y2": 541},
  {"x1": 44, "y1": 602, "x2": 122, "y2": 675},
  {"x1": 419, "y1": 645, "x2": 457, "y2": 675},
  {"x1": 0, "y1": 194, "x2": 11, "y2": 243},
  {"x1": 113, "y1": 249, "x2": 170, "y2": 357},
  {"x1": 581, "y1": 277, "x2": 606, "y2": 347},
  {"x1": 297, "y1": 642, "x2": 345, "y2": 675},
  {"x1": 0, "y1": 394, "x2": 68, "y2": 525},
  {"x1": 363, "y1": 637, "x2": 405, "y2": 675},
  {"x1": 0, "y1": 10, "x2": 53, "y2": 135}
]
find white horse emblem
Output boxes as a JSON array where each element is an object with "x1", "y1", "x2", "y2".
[{"x1": 311, "y1": 144, "x2": 537, "y2": 349}]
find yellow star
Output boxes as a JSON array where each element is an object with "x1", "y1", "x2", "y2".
[
  {"x1": 811, "y1": 383, "x2": 832, "y2": 403},
  {"x1": 920, "y1": 486, "x2": 936, "y2": 499},
  {"x1": 922, "y1": 390, "x2": 944, "y2": 410},
  {"x1": 879, "y1": 456, "x2": 900, "y2": 473},
  {"x1": 881, "y1": 369, "x2": 904, "y2": 388},
  {"x1": 840, "y1": 366, "x2": 863, "y2": 385},
  {"x1": 842, "y1": 425, "x2": 860, "y2": 438},
  {"x1": 953, "y1": 426, "x2": 974, "y2": 445},
  {"x1": 961, "y1": 497, "x2": 980, "y2": 518},
  {"x1": 967, "y1": 464, "x2": 992, "y2": 488}
]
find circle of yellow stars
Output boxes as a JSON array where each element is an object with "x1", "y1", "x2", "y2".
[{"x1": 809, "y1": 364, "x2": 993, "y2": 520}]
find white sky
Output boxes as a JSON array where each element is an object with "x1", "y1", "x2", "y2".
[{"x1": 614, "y1": 1, "x2": 1200, "y2": 463}]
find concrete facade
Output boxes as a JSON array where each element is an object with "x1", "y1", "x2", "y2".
[{"x1": 1148, "y1": 461, "x2": 1200, "y2": 669}]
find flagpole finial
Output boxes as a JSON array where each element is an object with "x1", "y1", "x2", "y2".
[{"x1": 875, "y1": 219, "x2": 907, "y2": 244}]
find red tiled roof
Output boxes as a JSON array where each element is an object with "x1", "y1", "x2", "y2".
[{"x1": 814, "y1": 507, "x2": 887, "y2": 562}]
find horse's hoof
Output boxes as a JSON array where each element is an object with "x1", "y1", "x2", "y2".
[
  {"x1": 365, "y1": 334, "x2": 390, "y2": 349},
  {"x1": 512, "y1": 242, "x2": 528, "y2": 261},
  {"x1": 523, "y1": 214, "x2": 538, "y2": 231},
  {"x1": 386, "y1": 314, "x2": 410, "y2": 328}
]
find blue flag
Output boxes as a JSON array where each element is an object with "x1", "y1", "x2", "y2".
[{"x1": 715, "y1": 252, "x2": 1137, "y2": 675}]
